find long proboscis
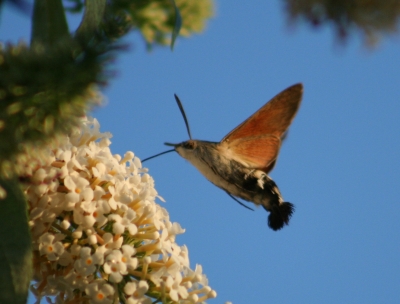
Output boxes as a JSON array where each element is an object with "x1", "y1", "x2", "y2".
[
  {"x1": 174, "y1": 94, "x2": 192, "y2": 140},
  {"x1": 142, "y1": 94, "x2": 191, "y2": 163},
  {"x1": 141, "y1": 149, "x2": 175, "y2": 162}
]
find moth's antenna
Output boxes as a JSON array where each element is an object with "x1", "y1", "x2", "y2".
[
  {"x1": 174, "y1": 94, "x2": 192, "y2": 139},
  {"x1": 142, "y1": 149, "x2": 175, "y2": 163}
]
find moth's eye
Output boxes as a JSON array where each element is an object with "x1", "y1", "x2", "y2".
[{"x1": 183, "y1": 141, "x2": 196, "y2": 150}]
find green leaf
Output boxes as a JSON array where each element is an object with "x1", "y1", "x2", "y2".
[
  {"x1": 0, "y1": 42, "x2": 106, "y2": 177},
  {"x1": 0, "y1": 178, "x2": 32, "y2": 304},
  {"x1": 75, "y1": 0, "x2": 107, "y2": 44},
  {"x1": 31, "y1": 0, "x2": 69, "y2": 46},
  {"x1": 170, "y1": 0, "x2": 182, "y2": 50}
]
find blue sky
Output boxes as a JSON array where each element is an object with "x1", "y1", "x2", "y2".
[{"x1": 2, "y1": 1, "x2": 400, "y2": 303}]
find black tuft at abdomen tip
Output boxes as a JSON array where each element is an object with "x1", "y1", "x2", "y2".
[{"x1": 268, "y1": 202, "x2": 295, "y2": 231}]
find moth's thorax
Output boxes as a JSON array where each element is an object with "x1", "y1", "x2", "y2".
[
  {"x1": 175, "y1": 140, "x2": 283, "y2": 211},
  {"x1": 175, "y1": 140, "x2": 249, "y2": 167}
]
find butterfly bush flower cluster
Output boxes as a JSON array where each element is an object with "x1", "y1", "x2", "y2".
[{"x1": 25, "y1": 117, "x2": 216, "y2": 303}]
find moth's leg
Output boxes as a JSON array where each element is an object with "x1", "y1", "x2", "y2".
[{"x1": 225, "y1": 192, "x2": 254, "y2": 211}]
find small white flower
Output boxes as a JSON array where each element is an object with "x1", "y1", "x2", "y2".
[
  {"x1": 58, "y1": 250, "x2": 73, "y2": 267},
  {"x1": 121, "y1": 245, "x2": 138, "y2": 270},
  {"x1": 74, "y1": 247, "x2": 103, "y2": 276},
  {"x1": 85, "y1": 280, "x2": 114, "y2": 304},
  {"x1": 103, "y1": 250, "x2": 127, "y2": 283},
  {"x1": 64, "y1": 270, "x2": 92, "y2": 290},
  {"x1": 169, "y1": 222, "x2": 185, "y2": 236},
  {"x1": 38, "y1": 233, "x2": 64, "y2": 261},
  {"x1": 70, "y1": 244, "x2": 82, "y2": 256},
  {"x1": 71, "y1": 226, "x2": 83, "y2": 239},
  {"x1": 63, "y1": 192, "x2": 79, "y2": 210},
  {"x1": 102, "y1": 232, "x2": 123, "y2": 252},
  {"x1": 60, "y1": 219, "x2": 70, "y2": 229},
  {"x1": 124, "y1": 280, "x2": 151, "y2": 304},
  {"x1": 32, "y1": 168, "x2": 47, "y2": 183},
  {"x1": 120, "y1": 151, "x2": 135, "y2": 164},
  {"x1": 82, "y1": 187, "x2": 94, "y2": 203},
  {"x1": 166, "y1": 272, "x2": 189, "y2": 301},
  {"x1": 109, "y1": 213, "x2": 138, "y2": 236},
  {"x1": 87, "y1": 234, "x2": 97, "y2": 245},
  {"x1": 64, "y1": 175, "x2": 89, "y2": 194}
]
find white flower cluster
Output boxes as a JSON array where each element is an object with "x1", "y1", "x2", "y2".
[{"x1": 25, "y1": 117, "x2": 217, "y2": 304}]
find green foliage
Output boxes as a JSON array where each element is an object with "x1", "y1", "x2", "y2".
[
  {"x1": 0, "y1": 177, "x2": 32, "y2": 304},
  {"x1": 285, "y1": 0, "x2": 400, "y2": 44},
  {"x1": 0, "y1": 41, "x2": 106, "y2": 177},
  {"x1": 65, "y1": 0, "x2": 213, "y2": 48},
  {"x1": 170, "y1": 0, "x2": 183, "y2": 50},
  {"x1": 0, "y1": 0, "x2": 110, "y2": 178},
  {"x1": 31, "y1": 0, "x2": 70, "y2": 46},
  {"x1": 103, "y1": 0, "x2": 213, "y2": 48}
]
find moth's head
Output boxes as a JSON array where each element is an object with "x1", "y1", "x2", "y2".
[{"x1": 165, "y1": 140, "x2": 197, "y2": 160}]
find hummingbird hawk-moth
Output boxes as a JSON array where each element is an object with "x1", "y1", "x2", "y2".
[{"x1": 143, "y1": 84, "x2": 303, "y2": 231}]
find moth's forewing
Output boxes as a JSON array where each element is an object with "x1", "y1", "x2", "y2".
[
  {"x1": 221, "y1": 84, "x2": 303, "y2": 142},
  {"x1": 220, "y1": 83, "x2": 303, "y2": 171}
]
